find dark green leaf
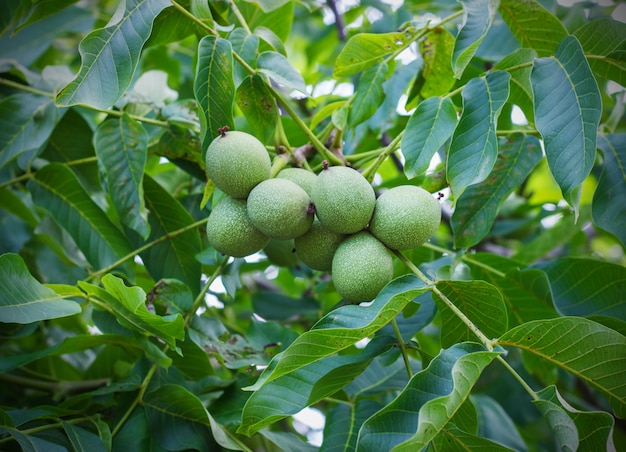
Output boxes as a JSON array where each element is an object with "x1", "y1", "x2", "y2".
[
  {"x1": 431, "y1": 425, "x2": 514, "y2": 451},
  {"x1": 536, "y1": 386, "x2": 615, "y2": 451},
  {"x1": 592, "y1": 134, "x2": 626, "y2": 246},
  {"x1": 258, "y1": 275, "x2": 428, "y2": 384},
  {"x1": 61, "y1": 420, "x2": 107, "y2": 452},
  {"x1": 401, "y1": 96, "x2": 456, "y2": 179},
  {"x1": 252, "y1": 291, "x2": 319, "y2": 321},
  {"x1": 94, "y1": 115, "x2": 150, "y2": 239},
  {"x1": 452, "y1": 0, "x2": 499, "y2": 78},
  {"x1": 56, "y1": 0, "x2": 169, "y2": 108},
  {"x1": 257, "y1": 51, "x2": 307, "y2": 94},
  {"x1": 333, "y1": 32, "x2": 408, "y2": 78},
  {"x1": 3, "y1": 429, "x2": 69, "y2": 452},
  {"x1": 357, "y1": 343, "x2": 500, "y2": 451},
  {"x1": 447, "y1": 71, "x2": 510, "y2": 199},
  {"x1": 14, "y1": 0, "x2": 80, "y2": 32},
  {"x1": 349, "y1": 61, "x2": 388, "y2": 126},
  {"x1": 0, "y1": 93, "x2": 63, "y2": 171},
  {"x1": 0, "y1": 253, "x2": 80, "y2": 324},
  {"x1": 194, "y1": 36, "x2": 235, "y2": 153},
  {"x1": 463, "y1": 253, "x2": 557, "y2": 326},
  {"x1": 497, "y1": 317, "x2": 626, "y2": 419},
  {"x1": 452, "y1": 134, "x2": 542, "y2": 248},
  {"x1": 133, "y1": 175, "x2": 203, "y2": 295},
  {"x1": 28, "y1": 163, "x2": 134, "y2": 270},
  {"x1": 472, "y1": 394, "x2": 527, "y2": 450},
  {"x1": 531, "y1": 35, "x2": 602, "y2": 212},
  {"x1": 236, "y1": 74, "x2": 277, "y2": 143},
  {"x1": 493, "y1": 48, "x2": 537, "y2": 124},
  {"x1": 260, "y1": 430, "x2": 318, "y2": 452},
  {"x1": 322, "y1": 400, "x2": 382, "y2": 452},
  {"x1": 536, "y1": 257, "x2": 626, "y2": 320},
  {"x1": 434, "y1": 280, "x2": 508, "y2": 348},
  {"x1": 499, "y1": 0, "x2": 568, "y2": 57},
  {"x1": 144, "y1": 385, "x2": 251, "y2": 451},
  {"x1": 78, "y1": 274, "x2": 184, "y2": 351},
  {"x1": 238, "y1": 336, "x2": 394, "y2": 436}
]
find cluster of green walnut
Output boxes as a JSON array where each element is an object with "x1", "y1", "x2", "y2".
[{"x1": 205, "y1": 129, "x2": 441, "y2": 302}]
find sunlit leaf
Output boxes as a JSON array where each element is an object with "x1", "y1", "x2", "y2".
[
  {"x1": 56, "y1": 0, "x2": 169, "y2": 108},
  {"x1": 257, "y1": 51, "x2": 307, "y2": 94},
  {"x1": 531, "y1": 35, "x2": 602, "y2": 212},
  {"x1": 357, "y1": 342, "x2": 500, "y2": 451},
  {"x1": 499, "y1": 0, "x2": 568, "y2": 57},
  {"x1": 94, "y1": 115, "x2": 150, "y2": 239},
  {"x1": 452, "y1": 134, "x2": 542, "y2": 248},
  {"x1": 447, "y1": 70, "x2": 510, "y2": 199},
  {"x1": 592, "y1": 134, "x2": 626, "y2": 246},
  {"x1": 0, "y1": 93, "x2": 63, "y2": 171},
  {"x1": 349, "y1": 61, "x2": 388, "y2": 126},
  {"x1": 333, "y1": 32, "x2": 408, "y2": 78},
  {"x1": 401, "y1": 96, "x2": 457, "y2": 179},
  {"x1": 194, "y1": 36, "x2": 235, "y2": 154},
  {"x1": 414, "y1": 27, "x2": 456, "y2": 99},
  {"x1": 229, "y1": 27, "x2": 259, "y2": 86},
  {"x1": 574, "y1": 18, "x2": 626, "y2": 86},
  {"x1": 0, "y1": 253, "x2": 80, "y2": 324},
  {"x1": 434, "y1": 280, "x2": 507, "y2": 348},
  {"x1": 452, "y1": 0, "x2": 499, "y2": 78},
  {"x1": 28, "y1": 164, "x2": 134, "y2": 270},
  {"x1": 497, "y1": 317, "x2": 626, "y2": 419},
  {"x1": 493, "y1": 48, "x2": 537, "y2": 124}
]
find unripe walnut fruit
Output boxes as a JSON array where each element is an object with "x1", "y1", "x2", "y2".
[
  {"x1": 294, "y1": 219, "x2": 344, "y2": 271},
  {"x1": 205, "y1": 130, "x2": 271, "y2": 198},
  {"x1": 369, "y1": 185, "x2": 441, "y2": 250},
  {"x1": 247, "y1": 178, "x2": 314, "y2": 240},
  {"x1": 311, "y1": 165, "x2": 376, "y2": 234},
  {"x1": 331, "y1": 231, "x2": 393, "y2": 302},
  {"x1": 206, "y1": 196, "x2": 269, "y2": 257}
]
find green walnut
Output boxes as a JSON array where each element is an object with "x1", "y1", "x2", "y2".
[
  {"x1": 294, "y1": 219, "x2": 345, "y2": 271},
  {"x1": 205, "y1": 130, "x2": 271, "y2": 198},
  {"x1": 206, "y1": 196, "x2": 269, "y2": 257},
  {"x1": 331, "y1": 231, "x2": 393, "y2": 302},
  {"x1": 264, "y1": 239, "x2": 299, "y2": 267},
  {"x1": 369, "y1": 185, "x2": 441, "y2": 250},
  {"x1": 311, "y1": 164, "x2": 376, "y2": 234},
  {"x1": 247, "y1": 178, "x2": 315, "y2": 240},
  {"x1": 276, "y1": 167, "x2": 317, "y2": 196}
]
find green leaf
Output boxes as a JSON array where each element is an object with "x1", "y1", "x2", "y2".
[
  {"x1": 452, "y1": 0, "x2": 499, "y2": 78},
  {"x1": 585, "y1": 48, "x2": 626, "y2": 87},
  {"x1": 238, "y1": 336, "x2": 394, "y2": 436},
  {"x1": 464, "y1": 253, "x2": 557, "y2": 326},
  {"x1": 236, "y1": 74, "x2": 277, "y2": 143},
  {"x1": 536, "y1": 386, "x2": 616, "y2": 451},
  {"x1": 498, "y1": 0, "x2": 568, "y2": 57},
  {"x1": 144, "y1": 385, "x2": 251, "y2": 451},
  {"x1": 56, "y1": 0, "x2": 169, "y2": 108},
  {"x1": 574, "y1": 18, "x2": 626, "y2": 85},
  {"x1": 592, "y1": 134, "x2": 626, "y2": 246},
  {"x1": 194, "y1": 36, "x2": 235, "y2": 153},
  {"x1": 229, "y1": 28, "x2": 259, "y2": 86},
  {"x1": 245, "y1": 0, "x2": 290, "y2": 13},
  {"x1": 493, "y1": 48, "x2": 537, "y2": 124},
  {"x1": 415, "y1": 27, "x2": 456, "y2": 99},
  {"x1": 257, "y1": 51, "x2": 307, "y2": 95},
  {"x1": 3, "y1": 429, "x2": 69, "y2": 452},
  {"x1": 452, "y1": 134, "x2": 542, "y2": 248},
  {"x1": 0, "y1": 93, "x2": 63, "y2": 170},
  {"x1": 497, "y1": 317, "x2": 626, "y2": 419},
  {"x1": 434, "y1": 280, "x2": 508, "y2": 348},
  {"x1": 14, "y1": 0, "x2": 80, "y2": 32},
  {"x1": 78, "y1": 274, "x2": 184, "y2": 350},
  {"x1": 401, "y1": 96, "x2": 456, "y2": 179},
  {"x1": 348, "y1": 61, "x2": 388, "y2": 127},
  {"x1": 94, "y1": 115, "x2": 150, "y2": 239},
  {"x1": 536, "y1": 257, "x2": 626, "y2": 320},
  {"x1": 131, "y1": 175, "x2": 203, "y2": 295},
  {"x1": 28, "y1": 163, "x2": 134, "y2": 270},
  {"x1": 472, "y1": 394, "x2": 527, "y2": 450},
  {"x1": 447, "y1": 70, "x2": 510, "y2": 199},
  {"x1": 357, "y1": 342, "x2": 500, "y2": 451},
  {"x1": 257, "y1": 275, "x2": 428, "y2": 384},
  {"x1": 431, "y1": 425, "x2": 514, "y2": 451},
  {"x1": 531, "y1": 35, "x2": 602, "y2": 212},
  {"x1": 0, "y1": 253, "x2": 80, "y2": 324},
  {"x1": 61, "y1": 420, "x2": 107, "y2": 452},
  {"x1": 333, "y1": 32, "x2": 408, "y2": 78},
  {"x1": 322, "y1": 400, "x2": 382, "y2": 452}
]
